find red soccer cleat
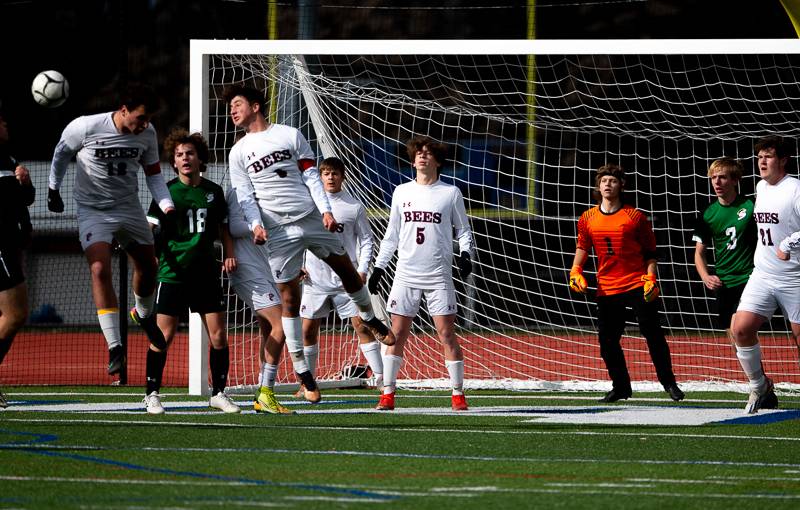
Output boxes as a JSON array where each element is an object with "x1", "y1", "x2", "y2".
[
  {"x1": 451, "y1": 394, "x2": 469, "y2": 411},
  {"x1": 376, "y1": 392, "x2": 395, "y2": 411}
]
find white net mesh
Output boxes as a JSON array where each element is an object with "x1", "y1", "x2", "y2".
[{"x1": 196, "y1": 43, "x2": 800, "y2": 392}]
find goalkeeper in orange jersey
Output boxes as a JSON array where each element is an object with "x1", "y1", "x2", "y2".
[{"x1": 569, "y1": 164, "x2": 684, "y2": 403}]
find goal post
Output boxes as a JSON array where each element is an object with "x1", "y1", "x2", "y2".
[{"x1": 189, "y1": 39, "x2": 800, "y2": 396}]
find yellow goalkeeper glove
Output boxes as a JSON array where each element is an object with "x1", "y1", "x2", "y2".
[
  {"x1": 569, "y1": 265, "x2": 588, "y2": 294},
  {"x1": 641, "y1": 274, "x2": 660, "y2": 302}
]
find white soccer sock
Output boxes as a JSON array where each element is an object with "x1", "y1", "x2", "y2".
[
  {"x1": 445, "y1": 359, "x2": 465, "y2": 395},
  {"x1": 349, "y1": 286, "x2": 375, "y2": 321},
  {"x1": 303, "y1": 344, "x2": 319, "y2": 378},
  {"x1": 259, "y1": 363, "x2": 278, "y2": 389},
  {"x1": 134, "y1": 293, "x2": 155, "y2": 318},
  {"x1": 97, "y1": 308, "x2": 121, "y2": 349},
  {"x1": 382, "y1": 354, "x2": 402, "y2": 394},
  {"x1": 282, "y1": 317, "x2": 308, "y2": 373},
  {"x1": 360, "y1": 341, "x2": 384, "y2": 378},
  {"x1": 736, "y1": 344, "x2": 766, "y2": 392}
]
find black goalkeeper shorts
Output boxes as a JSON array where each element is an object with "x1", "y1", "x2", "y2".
[{"x1": 155, "y1": 277, "x2": 225, "y2": 317}]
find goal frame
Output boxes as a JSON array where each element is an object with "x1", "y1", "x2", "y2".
[{"x1": 187, "y1": 38, "x2": 800, "y2": 396}]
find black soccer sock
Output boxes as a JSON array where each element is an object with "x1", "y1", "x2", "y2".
[
  {"x1": 296, "y1": 370, "x2": 318, "y2": 391},
  {"x1": 209, "y1": 346, "x2": 229, "y2": 396},
  {"x1": 0, "y1": 337, "x2": 13, "y2": 365},
  {"x1": 145, "y1": 348, "x2": 168, "y2": 395}
]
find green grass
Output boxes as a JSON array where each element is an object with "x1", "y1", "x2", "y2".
[{"x1": 1, "y1": 387, "x2": 799, "y2": 509}]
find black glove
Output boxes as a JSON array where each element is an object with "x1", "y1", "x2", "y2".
[
  {"x1": 457, "y1": 251, "x2": 472, "y2": 279},
  {"x1": 47, "y1": 188, "x2": 64, "y2": 213},
  {"x1": 368, "y1": 267, "x2": 385, "y2": 294}
]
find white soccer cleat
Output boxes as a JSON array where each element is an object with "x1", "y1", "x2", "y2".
[
  {"x1": 743, "y1": 377, "x2": 775, "y2": 415},
  {"x1": 209, "y1": 392, "x2": 241, "y2": 414},
  {"x1": 143, "y1": 391, "x2": 165, "y2": 415}
]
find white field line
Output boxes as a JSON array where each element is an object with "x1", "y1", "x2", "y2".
[
  {"x1": 3, "y1": 416, "x2": 800, "y2": 443},
  {"x1": 2, "y1": 475, "x2": 798, "y2": 502}
]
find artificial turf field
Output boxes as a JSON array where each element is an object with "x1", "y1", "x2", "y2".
[{"x1": 1, "y1": 387, "x2": 799, "y2": 509}]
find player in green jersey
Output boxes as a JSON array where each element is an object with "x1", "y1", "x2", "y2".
[
  {"x1": 693, "y1": 157, "x2": 757, "y2": 337},
  {"x1": 140, "y1": 128, "x2": 239, "y2": 414},
  {"x1": 692, "y1": 157, "x2": 777, "y2": 408}
]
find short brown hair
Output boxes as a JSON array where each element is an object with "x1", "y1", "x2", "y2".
[
  {"x1": 406, "y1": 135, "x2": 448, "y2": 174},
  {"x1": 320, "y1": 156, "x2": 346, "y2": 178},
  {"x1": 707, "y1": 157, "x2": 743, "y2": 180},
  {"x1": 593, "y1": 164, "x2": 626, "y2": 203},
  {"x1": 754, "y1": 135, "x2": 789, "y2": 159},
  {"x1": 222, "y1": 84, "x2": 267, "y2": 116},
  {"x1": 163, "y1": 128, "x2": 209, "y2": 174}
]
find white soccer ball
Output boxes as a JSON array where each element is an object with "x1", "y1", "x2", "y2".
[{"x1": 31, "y1": 70, "x2": 69, "y2": 108}]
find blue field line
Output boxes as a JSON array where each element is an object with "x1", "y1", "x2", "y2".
[
  {"x1": 0, "y1": 428, "x2": 397, "y2": 501},
  {"x1": 716, "y1": 409, "x2": 800, "y2": 425}
]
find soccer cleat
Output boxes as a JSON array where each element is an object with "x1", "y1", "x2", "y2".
[
  {"x1": 0, "y1": 388, "x2": 7, "y2": 408},
  {"x1": 293, "y1": 385, "x2": 305, "y2": 399},
  {"x1": 665, "y1": 383, "x2": 685, "y2": 402},
  {"x1": 143, "y1": 391, "x2": 165, "y2": 415},
  {"x1": 129, "y1": 308, "x2": 167, "y2": 350},
  {"x1": 363, "y1": 316, "x2": 396, "y2": 346},
  {"x1": 296, "y1": 371, "x2": 322, "y2": 403},
  {"x1": 451, "y1": 394, "x2": 469, "y2": 411},
  {"x1": 599, "y1": 388, "x2": 632, "y2": 403},
  {"x1": 209, "y1": 392, "x2": 241, "y2": 414},
  {"x1": 107, "y1": 345, "x2": 126, "y2": 375},
  {"x1": 254, "y1": 387, "x2": 294, "y2": 414},
  {"x1": 376, "y1": 392, "x2": 395, "y2": 410},
  {"x1": 744, "y1": 377, "x2": 776, "y2": 414}
]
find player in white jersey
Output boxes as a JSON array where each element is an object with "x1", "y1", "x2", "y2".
[
  {"x1": 225, "y1": 188, "x2": 299, "y2": 413},
  {"x1": 224, "y1": 85, "x2": 394, "y2": 402},
  {"x1": 47, "y1": 84, "x2": 175, "y2": 376},
  {"x1": 732, "y1": 136, "x2": 797, "y2": 413},
  {"x1": 368, "y1": 136, "x2": 475, "y2": 411},
  {"x1": 299, "y1": 157, "x2": 384, "y2": 391}
]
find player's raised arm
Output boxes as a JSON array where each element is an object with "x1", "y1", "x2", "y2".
[{"x1": 143, "y1": 162, "x2": 174, "y2": 213}]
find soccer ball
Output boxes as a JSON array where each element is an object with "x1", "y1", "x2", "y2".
[{"x1": 31, "y1": 70, "x2": 69, "y2": 108}]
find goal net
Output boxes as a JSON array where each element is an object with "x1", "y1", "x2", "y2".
[{"x1": 190, "y1": 40, "x2": 800, "y2": 395}]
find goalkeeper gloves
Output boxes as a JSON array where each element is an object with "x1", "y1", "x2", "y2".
[
  {"x1": 47, "y1": 188, "x2": 64, "y2": 213},
  {"x1": 569, "y1": 265, "x2": 587, "y2": 294},
  {"x1": 457, "y1": 251, "x2": 472, "y2": 279},
  {"x1": 368, "y1": 267, "x2": 385, "y2": 294},
  {"x1": 641, "y1": 274, "x2": 660, "y2": 302}
]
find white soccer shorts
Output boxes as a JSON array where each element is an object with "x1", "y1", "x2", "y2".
[
  {"x1": 231, "y1": 278, "x2": 281, "y2": 312},
  {"x1": 386, "y1": 284, "x2": 457, "y2": 318},
  {"x1": 266, "y1": 212, "x2": 346, "y2": 284},
  {"x1": 77, "y1": 200, "x2": 154, "y2": 250},
  {"x1": 737, "y1": 266, "x2": 800, "y2": 324},
  {"x1": 300, "y1": 289, "x2": 357, "y2": 320}
]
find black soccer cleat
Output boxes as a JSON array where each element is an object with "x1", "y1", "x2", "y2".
[
  {"x1": 760, "y1": 386, "x2": 779, "y2": 410},
  {"x1": 363, "y1": 316, "x2": 396, "y2": 346},
  {"x1": 107, "y1": 345, "x2": 126, "y2": 375},
  {"x1": 130, "y1": 308, "x2": 167, "y2": 350},
  {"x1": 665, "y1": 383, "x2": 685, "y2": 402},
  {"x1": 599, "y1": 388, "x2": 632, "y2": 403}
]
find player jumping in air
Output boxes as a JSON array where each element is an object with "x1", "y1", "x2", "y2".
[
  {"x1": 224, "y1": 85, "x2": 394, "y2": 402},
  {"x1": 48, "y1": 84, "x2": 173, "y2": 376}
]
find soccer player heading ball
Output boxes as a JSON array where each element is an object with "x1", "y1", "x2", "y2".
[{"x1": 48, "y1": 83, "x2": 173, "y2": 376}]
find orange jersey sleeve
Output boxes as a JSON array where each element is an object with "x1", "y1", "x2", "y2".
[{"x1": 576, "y1": 205, "x2": 656, "y2": 296}]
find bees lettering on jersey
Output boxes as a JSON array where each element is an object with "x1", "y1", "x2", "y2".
[
  {"x1": 94, "y1": 147, "x2": 140, "y2": 159},
  {"x1": 754, "y1": 212, "x2": 779, "y2": 224},
  {"x1": 403, "y1": 211, "x2": 442, "y2": 223},
  {"x1": 247, "y1": 149, "x2": 292, "y2": 175},
  {"x1": 335, "y1": 223, "x2": 344, "y2": 233}
]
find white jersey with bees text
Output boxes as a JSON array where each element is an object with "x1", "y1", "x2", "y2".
[
  {"x1": 753, "y1": 174, "x2": 800, "y2": 275},
  {"x1": 374, "y1": 179, "x2": 473, "y2": 289},
  {"x1": 228, "y1": 123, "x2": 317, "y2": 229},
  {"x1": 49, "y1": 112, "x2": 159, "y2": 209},
  {"x1": 304, "y1": 190, "x2": 373, "y2": 294}
]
